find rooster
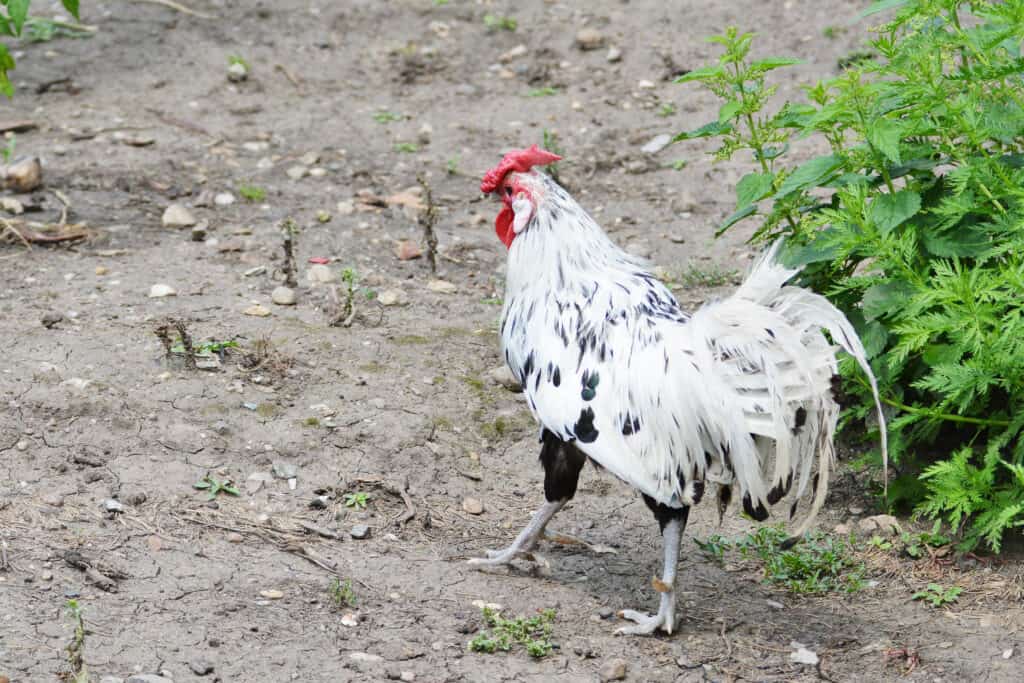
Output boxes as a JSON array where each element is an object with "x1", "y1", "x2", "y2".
[{"x1": 468, "y1": 146, "x2": 887, "y2": 635}]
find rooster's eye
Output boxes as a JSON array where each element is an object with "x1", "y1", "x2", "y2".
[{"x1": 505, "y1": 187, "x2": 513, "y2": 197}]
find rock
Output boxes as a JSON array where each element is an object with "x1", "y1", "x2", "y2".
[
  {"x1": 400, "y1": 672, "x2": 416, "y2": 682},
  {"x1": 395, "y1": 240, "x2": 422, "y2": 261},
  {"x1": 286, "y1": 165, "x2": 308, "y2": 180},
  {"x1": 638, "y1": 79, "x2": 656, "y2": 89},
  {"x1": 272, "y1": 462, "x2": 298, "y2": 479},
  {"x1": 417, "y1": 123, "x2": 433, "y2": 145},
  {"x1": 351, "y1": 524, "x2": 371, "y2": 539},
  {"x1": 317, "y1": 210, "x2": 331, "y2": 223},
  {"x1": 487, "y1": 365, "x2": 522, "y2": 392},
  {"x1": 188, "y1": 659, "x2": 214, "y2": 676},
  {"x1": 858, "y1": 514, "x2": 902, "y2": 535},
  {"x1": 214, "y1": 192, "x2": 236, "y2": 206},
  {"x1": 641, "y1": 133, "x2": 672, "y2": 155},
  {"x1": 126, "y1": 676, "x2": 172, "y2": 683},
  {"x1": 462, "y1": 497, "x2": 484, "y2": 515},
  {"x1": 349, "y1": 653, "x2": 383, "y2": 664},
  {"x1": 15, "y1": 440, "x2": 28, "y2": 451},
  {"x1": 606, "y1": 46, "x2": 622, "y2": 62},
  {"x1": 227, "y1": 532, "x2": 244, "y2": 543},
  {"x1": 103, "y1": 499, "x2": 124, "y2": 513},
  {"x1": 0, "y1": 196, "x2": 24, "y2": 214},
  {"x1": 121, "y1": 134, "x2": 155, "y2": 147},
  {"x1": 259, "y1": 589, "x2": 284, "y2": 600},
  {"x1": 41, "y1": 311, "x2": 63, "y2": 329},
  {"x1": 2, "y1": 157, "x2": 43, "y2": 192},
  {"x1": 378, "y1": 289, "x2": 408, "y2": 307},
  {"x1": 426, "y1": 279, "x2": 457, "y2": 294},
  {"x1": 337, "y1": 200, "x2": 355, "y2": 215},
  {"x1": 499, "y1": 44, "x2": 528, "y2": 62},
  {"x1": 307, "y1": 264, "x2": 337, "y2": 284},
  {"x1": 243, "y1": 304, "x2": 272, "y2": 317},
  {"x1": 190, "y1": 224, "x2": 207, "y2": 241},
  {"x1": 790, "y1": 647, "x2": 819, "y2": 665},
  {"x1": 42, "y1": 492, "x2": 64, "y2": 507},
  {"x1": 341, "y1": 612, "x2": 359, "y2": 627},
  {"x1": 833, "y1": 522, "x2": 852, "y2": 535},
  {"x1": 227, "y1": 61, "x2": 248, "y2": 82},
  {"x1": 271, "y1": 286, "x2": 297, "y2": 306},
  {"x1": 99, "y1": 677, "x2": 125, "y2": 683},
  {"x1": 162, "y1": 203, "x2": 197, "y2": 228},
  {"x1": 243, "y1": 266, "x2": 266, "y2": 277},
  {"x1": 599, "y1": 658, "x2": 627, "y2": 681},
  {"x1": 575, "y1": 28, "x2": 605, "y2": 51},
  {"x1": 148, "y1": 283, "x2": 177, "y2": 298}
]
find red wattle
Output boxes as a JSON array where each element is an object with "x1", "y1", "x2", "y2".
[{"x1": 495, "y1": 205, "x2": 515, "y2": 248}]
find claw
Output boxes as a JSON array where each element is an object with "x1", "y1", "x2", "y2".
[{"x1": 615, "y1": 607, "x2": 674, "y2": 636}]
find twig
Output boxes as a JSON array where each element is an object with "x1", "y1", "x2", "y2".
[
  {"x1": 145, "y1": 108, "x2": 212, "y2": 137},
  {"x1": 1, "y1": 540, "x2": 9, "y2": 571},
  {"x1": 279, "y1": 219, "x2": 298, "y2": 288},
  {"x1": 297, "y1": 521, "x2": 343, "y2": 541},
  {"x1": 124, "y1": 0, "x2": 216, "y2": 19},
  {"x1": 0, "y1": 217, "x2": 31, "y2": 249},
  {"x1": 62, "y1": 551, "x2": 117, "y2": 592},
  {"x1": 173, "y1": 319, "x2": 198, "y2": 370},
  {"x1": 274, "y1": 64, "x2": 304, "y2": 89},
  {"x1": 417, "y1": 174, "x2": 439, "y2": 274},
  {"x1": 52, "y1": 189, "x2": 72, "y2": 225}
]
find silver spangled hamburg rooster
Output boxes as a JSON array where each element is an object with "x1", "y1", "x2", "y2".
[{"x1": 469, "y1": 146, "x2": 887, "y2": 635}]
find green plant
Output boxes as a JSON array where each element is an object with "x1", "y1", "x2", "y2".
[
  {"x1": 373, "y1": 110, "x2": 403, "y2": 124},
  {"x1": 2, "y1": 132, "x2": 13, "y2": 163},
  {"x1": 172, "y1": 339, "x2": 239, "y2": 355},
  {"x1": 394, "y1": 142, "x2": 419, "y2": 153},
  {"x1": 694, "y1": 534, "x2": 730, "y2": 563},
  {"x1": 912, "y1": 583, "x2": 962, "y2": 607},
  {"x1": 328, "y1": 577, "x2": 356, "y2": 608},
  {"x1": 228, "y1": 54, "x2": 250, "y2": 70},
  {"x1": 469, "y1": 606, "x2": 556, "y2": 658},
  {"x1": 2, "y1": 1, "x2": 81, "y2": 96},
  {"x1": 541, "y1": 129, "x2": 564, "y2": 185},
  {"x1": 446, "y1": 157, "x2": 459, "y2": 175},
  {"x1": 238, "y1": 184, "x2": 266, "y2": 201},
  {"x1": 657, "y1": 102, "x2": 677, "y2": 117},
  {"x1": 670, "y1": 159, "x2": 688, "y2": 171},
  {"x1": 679, "y1": 262, "x2": 738, "y2": 288},
  {"x1": 24, "y1": 15, "x2": 92, "y2": 42},
  {"x1": 675, "y1": 3, "x2": 1024, "y2": 552},
  {"x1": 866, "y1": 534, "x2": 893, "y2": 551},
  {"x1": 64, "y1": 598, "x2": 88, "y2": 683},
  {"x1": 735, "y1": 526, "x2": 865, "y2": 594},
  {"x1": 823, "y1": 25, "x2": 840, "y2": 39},
  {"x1": 527, "y1": 86, "x2": 558, "y2": 97},
  {"x1": 194, "y1": 474, "x2": 240, "y2": 500},
  {"x1": 344, "y1": 491, "x2": 370, "y2": 509},
  {"x1": 483, "y1": 14, "x2": 516, "y2": 32}
]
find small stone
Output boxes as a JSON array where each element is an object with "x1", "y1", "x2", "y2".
[
  {"x1": 606, "y1": 46, "x2": 622, "y2": 62},
  {"x1": 102, "y1": 499, "x2": 124, "y2": 513},
  {"x1": 317, "y1": 210, "x2": 331, "y2": 223},
  {"x1": 417, "y1": 123, "x2": 433, "y2": 145},
  {"x1": 857, "y1": 514, "x2": 902, "y2": 535},
  {"x1": 286, "y1": 165, "x2": 308, "y2": 180},
  {"x1": 227, "y1": 532, "x2": 244, "y2": 543},
  {"x1": 349, "y1": 653, "x2": 383, "y2": 664},
  {"x1": 1003, "y1": 648, "x2": 1014, "y2": 659},
  {"x1": 189, "y1": 659, "x2": 214, "y2": 676},
  {"x1": 668, "y1": 233, "x2": 686, "y2": 244},
  {"x1": 190, "y1": 224, "x2": 208, "y2": 242},
  {"x1": 599, "y1": 658, "x2": 627, "y2": 682},
  {"x1": 243, "y1": 304, "x2": 272, "y2": 317},
  {"x1": 395, "y1": 240, "x2": 422, "y2": 261},
  {"x1": 148, "y1": 284, "x2": 177, "y2": 298},
  {"x1": 487, "y1": 365, "x2": 522, "y2": 392},
  {"x1": 214, "y1": 192, "x2": 236, "y2": 206},
  {"x1": 0, "y1": 196, "x2": 24, "y2": 214},
  {"x1": 426, "y1": 279, "x2": 457, "y2": 294},
  {"x1": 462, "y1": 497, "x2": 484, "y2": 515},
  {"x1": 2, "y1": 157, "x2": 43, "y2": 192},
  {"x1": 400, "y1": 672, "x2": 415, "y2": 682},
  {"x1": 259, "y1": 589, "x2": 284, "y2": 600},
  {"x1": 272, "y1": 461, "x2": 298, "y2": 479},
  {"x1": 126, "y1": 676, "x2": 172, "y2": 683},
  {"x1": 271, "y1": 286, "x2": 296, "y2": 306},
  {"x1": 299, "y1": 151, "x2": 321, "y2": 166},
  {"x1": 849, "y1": 505, "x2": 865, "y2": 516},
  {"x1": 641, "y1": 133, "x2": 672, "y2": 155},
  {"x1": 95, "y1": 266, "x2": 109, "y2": 276},
  {"x1": 122, "y1": 135, "x2": 155, "y2": 147},
  {"x1": 378, "y1": 289, "x2": 408, "y2": 307},
  {"x1": 227, "y1": 61, "x2": 248, "y2": 82},
  {"x1": 341, "y1": 612, "x2": 359, "y2": 627},
  {"x1": 575, "y1": 28, "x2": 605, "y2": 51},
  {"x1": 162, "y1": 203, "x2": 196, "y2": 228},
  {"x1": 499, "y1": 44, "x2": 528, "y2": 62},
  {"x1": 766, "y1": 599, "x2": 785, "y2": 609},
  {"x1": 41, "y1": 311, "x2": 63, "y2": 329},
  {"x1": 638, "y1": 79, "x2": 656, "y2": 89},
  {"x1": 337, "y1": 200, "x2": 355, "y2": 215},
  {"x1": 790, "y1": 647, "x2": 819, "y2": 665},
  {"x1": 833, "y1": 522, "x2": 852, "y2": 535},
  {"x1": 350, "y1": 524, "x2": 371, "y2": 539},
  {"x1": 42, "y1": 492, "x2": 64, "y2": 507},
  {"x1": 243, "y1": 266, "x2": 266, "y2": 277},
  {"x1": 41, "y1": 570, "x2": 54, "y2": 581},
  {"x1": 307, "y1": 264, "x2": 337, "y2": 284}
]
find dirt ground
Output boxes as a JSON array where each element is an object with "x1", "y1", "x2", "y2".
[{"x1": 2, "y1": 1, "x2": 1023, "y2": 681}]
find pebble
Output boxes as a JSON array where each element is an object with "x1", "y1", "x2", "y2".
[
  {"x1": 148, "y1": 283, "x2": 177, "y2": 298},
  {"x1": 214, "y1": 192, "x2": 235, "y2": 206},
  {"x1": 833, "y1": 522, "x2": 852, "y2": 535},
  {"x1": 426, "y1": 279, "x2": 457, "y2": 294},
  {"x1": 227, "y1": 61, "x2": 248, "y2": 82},
  {"x1": 317, "y1": 210, "x2": 331, "y2": 223},
  {"x1": 462, "y1": 497, "x2": 484, "y2": 515},
  {"x1": 272, "y1": 462, "x2": 298, "y2": 479},
  {"x1": 499, "y1": 44, "x2": 528, "y2": 62},
  {"x1": 95, "y1": 266, "x2": 109, "y2": 276},
  {"x1": 638, "y1": 79, "x2": 656, "y2": 89},
  {"x1": 0, "y1": 196, "x2": 24, "y2": 214},
  {"x1": 99, "y1": 677, "x2": 124, "y2": 683},
  {"x1": 337, "y1": 200, "x2": 355, "y2": 215},
  {"x1": 2, "y1": 157, "x2": 43, "y2": 192},
  {"x1": 417, "y1": 123, "x2": 433, "y2": 145},
  {"x1": 190, "y1": 224, "x2": 207, "y2": 241},
  {"x1": 259, "y1": 589, "x2": 284, "y2": 600},
  {"x1": 575, "y1": 28, "x2": 605, "y2": 51},
  {"x1": 41, "y1": 570, "x2": 54, "y2": 581},
  {"x1": 400, "y1": 672, "x2": 415, "y2": 682},
  {"x1": 271, "y1": 286, "x2": 297, "y2": 306},
  {"x1": 341, "y1": 612, "x2": 359, "y2": 627},
  {"x1": 42, "y1": 492, "x2": 64, "y2": 507},
  {"x1": 487, "y1": 365, "x2": 522, "y2": 392},
  {"x1": 790, "y1": 647, "x2": 819, "y2": 665},
  {"x1": 351, "y1": 524, "x2": 371, "y2": 539},
  {"x1": 286, "y1": 165, "x2": 308, "y2": 180},
  {"x1": 103, "y1": 499, "x2": 124, "y2": 513},
  {"x1": 126, "y1": 676, "x2": 173, "y2": 683},
  {"x1": 378, "y1": 289, "x2": 408, "y2": 307},
  {"x1": 188, "y1": 659, "x2": 214, "y2": 676},
  {"x1": 349, "y1": 653, "x2": 383, "y2": 664},
  {"x1": 227, "y1": 532, "x2": 244, "y2": 543},
  {"x1": 395, "y1": 240, "x2": 422, "y2": 261},
  {"x1": 243, "y1": 266, "x2": 266, "y2": 277},
  {"x1": 41, "y1": 312, "x2": 63, "y2": 329},
  {"x1": 162, "y1": 203, "x2": 196, "y2": 228},
  {"x1": 857, "y1": 514, "x2": 902, "y2": 535},
  {"x1": 606, "y1": 46, "x2": 622, "y2": 62},
  {"x1": 599, "y1": 658, "x2": 627, "y2": 682},
  {"x1": 243, "y1": 304, "x2": 272, "y2": 317},
  {"x1": 641, "y1": 133, "x2": 672, "y2": 155},
  {"x1": 307, "y1": 264, "x2": 337, "y2": 284}
]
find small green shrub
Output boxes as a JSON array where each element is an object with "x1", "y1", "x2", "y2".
[
  {"x1": 469, "y1": 607, "x2": 556, "y2": 658},
  {"x1": 2, "y1": 1, "x2": 82, "y2": 96},
  {"x1": 676, "y1": 1, "x2": 1024, "y2": 552}
]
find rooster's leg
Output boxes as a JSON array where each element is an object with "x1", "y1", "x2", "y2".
[
  {"x1": 467, "y1": 431, "x2": 585, "y2": 567},
  {"x1": 616, "y1": 499, "x2": 689, "y2": 636}
]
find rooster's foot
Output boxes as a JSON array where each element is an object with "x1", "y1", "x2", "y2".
[
  {"x1": 466, "y1": 500, "x2": 564, "y2": 568},
  {"x1": 615, "y1": 591, "x2": 676, "y2": 636}
]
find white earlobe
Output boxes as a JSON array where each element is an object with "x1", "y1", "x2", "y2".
[{"x1": 511, "y1": 196, "x2": 533, "y2": 234}]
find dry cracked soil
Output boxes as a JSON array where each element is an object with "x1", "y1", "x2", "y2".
[{"x1": 2, "y1": 1, "x2": 1023, "y2": 682}]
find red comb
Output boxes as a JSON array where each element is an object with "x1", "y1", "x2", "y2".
[{"x1": 480, "y1": 145, "x2": 563, "y2": 193}]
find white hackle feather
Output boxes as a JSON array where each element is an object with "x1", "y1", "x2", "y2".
[{"x1": 499, "y1": 170, "x2": 887, "y2": 538}]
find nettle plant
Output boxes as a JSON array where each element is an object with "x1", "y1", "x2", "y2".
[
  {"x1": 676, "y1": 0, "x2": 1024, "y2": 552},
  {"x1": 1, "y1": 0, "x2": 81, "y2": 96}
]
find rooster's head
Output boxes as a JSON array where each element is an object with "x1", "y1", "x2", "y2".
[{"x1": 480, "y1": 145, "x2": 562, "y2": 248}]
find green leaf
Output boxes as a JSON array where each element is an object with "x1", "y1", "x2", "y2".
[
  {"x1": 779, "y1": 233, "x2": 840, "y2": 267},
  {"x1": 922, "y1": 225, "x2": 989, "y2": 258},
  {"x1": 735, "y1": 172, "x2": 774, "y2": 208},
  {"x1": 62, "y1": 0, "x2": 81, "y2": 21},
  {"x1": 0, "y1": 44, "x2": 14, "y2": 98},
  {"x1": 718, "y1": 100, "x2": 742, "y2": 124},
  {"x1": 860, "y1": 320, "x2": 889, "y2": 358},
  {"x1": 7, "y1": 0, "x2": 31, "y2": 35},
  {"x1": 859, "y1": 0, "x2": 909, "y2": 18},
  {"x1": 775, "y1": 154, "x2": 843, "y2": 197},
  {"x1": 869, "y1": 190, "x2": 920, "y2": 235},
  {"x1": 715, "y1": 205, "x2": 756, "y2": 236},
  {"x1": 750, "y1": 57, "x2": 802, "y2": 71},
  {"x1": 867, "y1": 120, "x2": 902, "y2": 165},
  {"x1": 862, "y1": 280, "x2": 915, "y2": 321},
  {"x1": 674, "y1": 66, "x2": 724, "y2": 83},
  {"x1": 673, "y1": 121, "x2": 733, "y2": 142}
]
